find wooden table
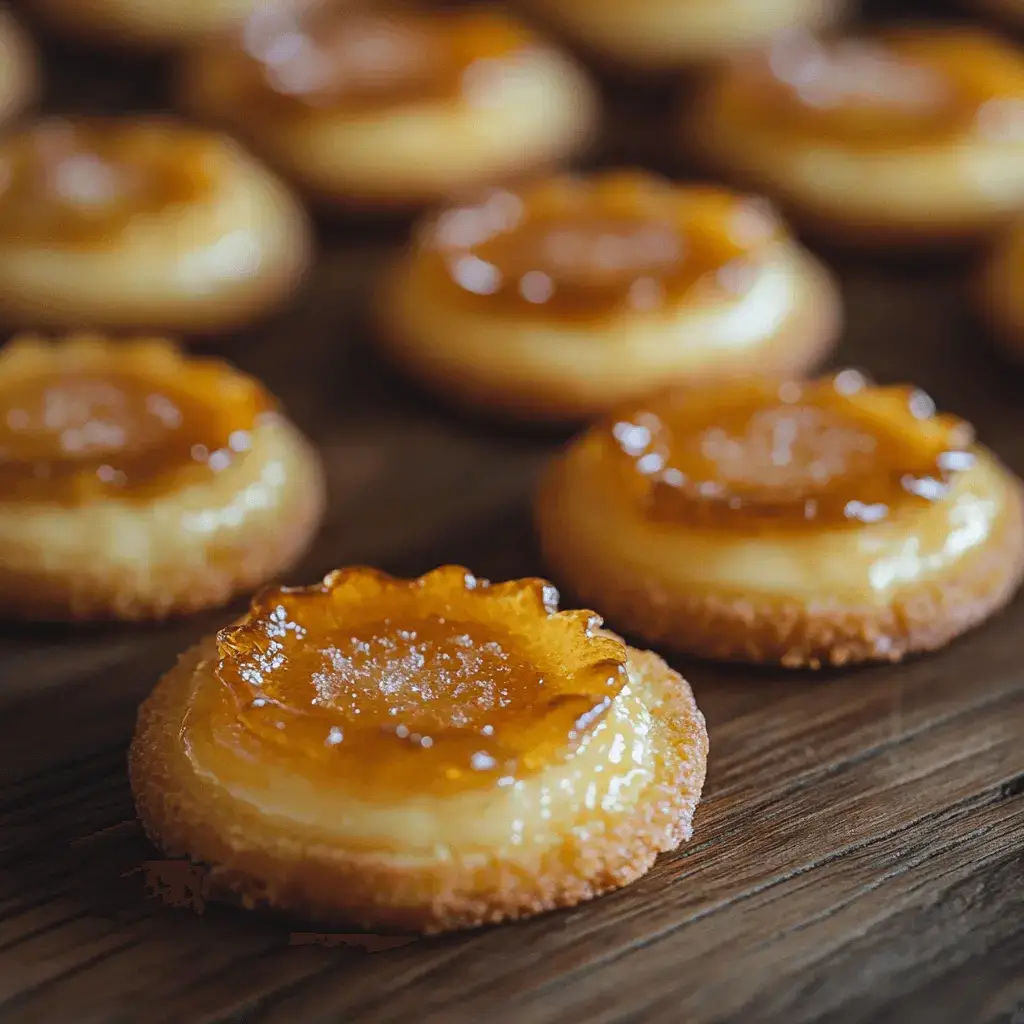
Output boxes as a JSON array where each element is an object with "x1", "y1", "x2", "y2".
[{"x1": 2, "y1": 12, "x2": 1024, "y2": 1024}]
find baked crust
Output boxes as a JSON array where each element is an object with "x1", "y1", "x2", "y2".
[
  {"x1": 0, "y1": 416, "x2": 325, "y2": 623},
  {"x1": 375, "y1": 245, "x2": 841, "y2": 425},
  {"x1": 128, "y1": 637, "x2": 708, "y2": 934},
  {"x1": 535, "y1": 444, "x2": 1024, "y2": 669}
]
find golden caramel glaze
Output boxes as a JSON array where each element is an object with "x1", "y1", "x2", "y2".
[
  {"x1": 0, "y1": 334, "x2": 325, "y2": 621},
  {"x1": 200, "y1": 567, "x2": 627, "y2": 800},
  {"x1": 418, "y1": 172, "x2": 784, "y2": 322},
  {"x1": 535, "y1": 373, "x2": 1024, "y2": 666},
  {"x1": 178, "y1": 6, "x2": 597, "y2": 210},
  {"x1": 0, "y1": 334, "x2": 272, "y2": 504},
  {"x1": 521, "y1": 0, "x2": 847, "y2": 72},
  {"x1": 129, "y1": 566, "x2": 709, "y2": 933},
  {"x1": 0, "y1": 119, "x2": 218, "y2": 248},
  {"x1": 377, "y1": 172, "x2": 842, "y2": 423},
  {"x1": 229, "y1": 4, "x2": 538, "y2": 116},
  {"x1": 710, "y1": 27, "x2": 1024, "y2": 151},
  {"x1": 0, "y1": 9, "x2": 37, "y2": 127},
  {"x1": 608, "y1": 373, "x2": 975, "y2": 530}
]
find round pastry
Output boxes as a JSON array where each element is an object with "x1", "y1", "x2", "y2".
[
  {"x1": 0, "y1": 9, "x2": 37, "y2": 127},
  {"x1": 129, "y1": 564, "x2": 709, "y2": 934},
  {"x1": 0, "y1": 118, "x2": 312, "y2": 334},
  {"x1": 376, "y1": 171, "x2": 841, "y2": 423},
  {"x1": 178, "y1": 4, "x2": 598, "y2": 211},
  {"x1": 521, "y1": 0, "x2": 846, "y2": 73},
  {"x1": 684, "y1": 26, "x2": 1024, "y2": 248},
  {"x1": 25, "y1": 0, "x2": 265, "y2": 48},
  {"x1": 0, "y1": 334, "x2": 325, "y2": 621},
  {"x1": 976, "y1": 218, "x2": 1024, "y2": 363},
  {"x1": 536, "y1": 372, "x2": 1024, "y2": 667}
]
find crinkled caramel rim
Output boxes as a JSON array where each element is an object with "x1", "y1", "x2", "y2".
[{"x1": 213, "y1": 564, "x2": 630, "y2": 789}]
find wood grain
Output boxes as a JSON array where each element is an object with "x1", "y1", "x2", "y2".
[{"x1": 2, "y1": 6, "x2": 1024, "y2": 1024}]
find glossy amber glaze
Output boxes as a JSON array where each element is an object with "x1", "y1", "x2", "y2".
[
  {"x1": 714, "y1": 27, "x2": 1024, "y2": 150},
  {"x1": 0, "y1": 336, "x2": 273, "y2": 504},
  {"x1": 232, "y1": 4, "x2": 536, "y2": 116},
  {"x1": 608, "y1": 372, "x2": 976, "y2": 529},
  {"x1": 0, "y1": 120, "x2": 217, "y2": 247},
  {"x1": 419, "y1": 173, "x2": 784, "y2": 320},
  {"x1": 198, "y1": 566, "x2": 628, "y2": 800}
]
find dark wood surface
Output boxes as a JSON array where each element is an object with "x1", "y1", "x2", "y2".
[{"x1": 2, "y1": 7, "x2": 1024, "y2": 1024}]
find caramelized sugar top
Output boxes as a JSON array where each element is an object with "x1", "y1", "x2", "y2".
[
  {"x1": 212, "y1": 566, "x2": 628, "y2": 799},
  {"x1": 716, "y1": 27, "x2": 1024, "y2": 149},
  {"x1": 422, "y1": 173, "x2": 783, "y2": 320},
  {"x1": 236, "y1": 4, "x2": 536, "y2": 114},
  {"x1": 610, "y1": 372, "x2": 976, "y2": 528},
  {"x1": 0, "y1": 120, "x2": 218, "y2": 247},
  {"x1": 0, "y1": 337, "x2": 272, "y2": 504}
]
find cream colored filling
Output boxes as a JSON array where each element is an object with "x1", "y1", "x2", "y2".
[
  {"x1": 0, "y1": 417, "x2": 314, "y2": 585},
  {"x1": 532, "y1": 0, "x2": 839, "y2": 63},
  {"x1": 384, "y1": 244, "x2": 818, "y2": 392},
  {"x1": 550, "y1": 439, "x2": 1013, "y2": 607},
  {"x1": 0, "y1": 140, "x2": 307, "y2": 328},
  {"x1": 182, "y1": 664, "x2": 656, "y2": 862}
]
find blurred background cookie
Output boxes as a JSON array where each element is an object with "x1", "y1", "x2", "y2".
[
  {"x1": 0, "y1": 118, "x2": 312, "y2": 334},
  {"x1": 179, "y1": 4, "x2": 598, "y2": 212},
  {"x1": 376, "y1": 171, "x2": 841, "y2": 423},
  {"x1": 684, "y1": 26, "x2": 1024, "y2": 250},
  {"x1": 0, "y1": 334, "x2": 325, "y2": 621},
  {"x1": 536, "y1": 373, "x2": 1024, "y2": 666}
]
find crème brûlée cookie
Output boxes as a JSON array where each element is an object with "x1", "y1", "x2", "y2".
[
  {"x1": 25, "y1": 0, "x2": 265, "y2": 48},
  {"x1": 128, "y1": 565, "x2": 709, "y2": 934},
  {"x1": 178, "y1": 4, "x2": 597, "y2": 211},
  {"x1": 0, "y1": 9, "x2": 37, "y2": 128},
  {"x1": 0, "y1": 118, "x2": 312, "y2": 334},
  {"x1": 522, "y1": 0, "x2": 846, "y2": 73},
  {"x1": 0, "y1": 334, "x2": 325, "y2": 622},
  {"x1": 536, "y1": 373, "x2": 1024, "y2": 667},
  {"x1": 377, "y1": 171, "x2": 841, "y2": 423},
  {"x1": 976, "y1": 218, "x2": 1024, "y2": 364},
  {"x1": 684, "y1": 26, "x2": 1024, "y2": 248}
]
